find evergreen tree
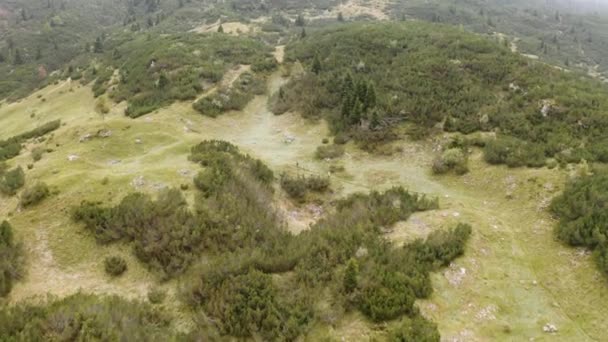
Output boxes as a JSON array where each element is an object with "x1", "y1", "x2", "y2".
[
  {"x1": 364, "y1": 82, "x2": 376, "y2": 110},
  {"x1": 337, "y1": 12, "x2": 344, "y2": 22},
  {"x1": 300, "y1": 28, "x2": 306, "y2": 39},
  {"x1": 312, "y1": 54, "x2": 322, "y2": 74},
  {"x1": 218, "y1": 24, "x2": 224, "y2": 33},
  {"x1": 13, "y1": 48, "x2": 23, "y2": 65},
  {"x1": 341, "y1": 73, "x2": 354, "y2": 100},
  {"x1": 295, "y1": 14, "x2": 305, "y2": 27},
  {"x1": 20, "y1": 8, "x2": 27, "y2": 21},
  {"x1": 35, "y1": 47, "x2": 42, "y2": 60},
  {"x1": 157, "y1": 73, "x2": 169, "y2": 88},
  {"x1": 369, "y1": 109, "x2": 380, "y2": 130},
  {"x1": 0, "y1": 220, "x2": 13, "y2": 246},
  {"x1": 343, "y1": 259, "x2": 359, "y2": 293},
  {"x1": 94, "y1": 37, "x2": 104, "y2": 53}
]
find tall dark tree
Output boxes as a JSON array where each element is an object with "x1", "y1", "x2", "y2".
[
  {"x1": 94, "y1": 37, "x2": 104, "y2": 53},
  {"x1": 218, "y1": 24, "x2": 224, "y2": 33},
  {"x1": 300, "y1": 28, "x2": 306, "y2": 39},
  {"x1": 13, "y1": 48, "x2": 23, "y2": 65},
  {"x1": 295, "y1": 14, "x2": 305, "y2": 26},
  {"x1": 312, "y1": 54, "x2": 322, "y2": 74},
  {"x1": 343, "y1": 259, "x2": 359, "y2": 293},
  {"x1": 337, "y1": 12, "x2": 344, "y2": 22}
]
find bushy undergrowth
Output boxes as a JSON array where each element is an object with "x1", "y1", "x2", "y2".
[
  {"x1": 282, "y1": 22, "x2": 608, "y2": 165},
  {"x1": 0, "y1": 220, "x2": 24, "y2": 297},
  {"x1": 20, "y1": 182, "x2": 50, "y2": 208},
  {"x1": 0, "y1": 167, "x2": 25, "y2": 196},
  {"x1": 193, "y1": 72, "x2": 267, "y2": 117},
  {"x1": 0, "y1": 120, "x2": 60, "y2": 162},
  {"x1": 0, "y1": 293, "x2": 175, "y2": 340},
  {"x1": 93, "y1": 33, "x2": 274, "y2": 118},
  {"x1": 550, "y1": 171, "x2": 608, "y2": 276},
  {"x1": 104, "y1": 256, "x2": 127, "y2": 277},
  {"x1": 280, "y1": 173, "x2": 330, "y2": 201},
  {"x1": 432, "y1": 148, "x2": 469, "y2": 175}
]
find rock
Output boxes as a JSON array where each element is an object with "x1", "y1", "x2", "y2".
[
  {"x1": 543, "y1": 323, "x2": 558, "y2": 333},
  {"x1": 97, "y1": 129, "x2": 112, "y2": 138},
  {"x1": 453, "y1": 212, "x2": 461, "y2": 217},
  {"x1": 67, "y1": 154, "x2": 79, "y2": 161},
  {"x1": 79, "y1": 133, "x2": 92, "y2": 143},
  {"x1": 284, "y1": 134, "x2": 295, "y2": 144},
  {"x1": 108, "y1": 159, "x2": 121, "y2": 165},
  {"x1": 131, "y1": 176, "x2": 145, "y2": 188},
  {"x1": 355, "y1": 247, "x2": 368, "y2": 258},
  {"x1": 135, "y1": 138, "x2": 142, "y2": 144}
]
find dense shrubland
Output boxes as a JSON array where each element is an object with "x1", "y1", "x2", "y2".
[
  {"x1": 550, "y1": 171, "x2": 608, "y2": 276},
  {"x1": 0, "y1": 120, "x2": 60, "y2": 162},
  {"x1": 92, "y1": 33, "x2": 275, "y2": 118},
  {"x1": 0, "y1": 293, "x2": 177, "y2": 340},
  {"x1": 280, "y1": 173, "x2": 330, "y2": 201},
  {"x1": 71, "y1": 140, "x2": 472, "y2": 339},
  {"x1": 0, "y1": 167, "x2": 25, "y2": 196},
  {"x1": 281, "y1": 22, "x2": 608, "y2": 166},
  {"x1": 193, "y1": 71, "x2": 268, "y2": 117},
  {"x1": 0, "y1": 221, "x2": 24, "y2": 298}
]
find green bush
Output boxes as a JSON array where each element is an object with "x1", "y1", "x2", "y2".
[
  {"x1": 20, "y1": 182, "x2": 50, "y2": 207},
  {"x1": 0, "y1": 293, "x2": 174, "y2": 340},
  {"x1": 104, "y1": 256, "x2": 127, "y2": 277},
  {"x1": 432, "y1": 148, "x2": 469, "y2": 175},
  {"x1": 0, "y1": 220, "x2": 23, "y2": 297},
  {"x1": 147, "y1": 287, "x2": 166, "y2": 304},
  {"x1": 315, "y1": 144, "x2": 345, "y2": 159},
  {"x1": 281, "y1": 174, "x2": 331, "y2": 201},
  {"x1": 388, "y1": 315, "x2": 440, "y2": 342},
  {"x1": 0, "y1": 167, "x2": 25, "y2": 196}
]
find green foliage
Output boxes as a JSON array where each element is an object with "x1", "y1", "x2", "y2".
[
  {"x1": 280, "y1": 173, "x2": 330, "y2": 201},
  {"x1": 73, "y1": 189, "x2": 203, "y2": 279},
  {"x1": 343, "y1": 258, "x2": 359, "y2": 293},
  {"x1": 104, "y1": 256, "x2": 127, "y2": 276},
  {"x1": 315, "y1": 144, "x2": 345, "y2": 159},
  {"x1": 20, "y1": 182, "x2": 50, "y2": 208},
  {"x1": 0, "y1": 167, "x2": 25, "y2": 196},
  {"x1": 0, "y1": 293, "x2": 175, "y2": 340},
  {"x1": 432, "y1": 148, "x2": 469, "y2": 175},
  {"x1": 0, "y1": 220, "x2": 23, "y2": 298},
  {"x1": 193, "y1": 72, "x2": 266, "y2": 117},
  {"x1": 0, "y1": 120, "x2": 60, "y2": 162},
  {"x1": 147, "y1": 287, "x2": 166, "y2": 304},
  {"x1": 283, "y1": 22, "x2": 608, "y2": 162},
  {"x1": 551, "y1": 171, "x2": 608, "y2": 277},
  {"x1": 388, "y1": 315, "x2": 440, "y2": 342}
]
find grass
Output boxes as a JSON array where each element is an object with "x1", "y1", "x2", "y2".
[{"x1": 0, "y1": 58, "x2": 607, "y2": 340}]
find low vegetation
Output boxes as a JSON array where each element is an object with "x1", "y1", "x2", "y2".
[
  {"x1": 193, "y1": 72, "x2": 267, "y2": 117},
  {"x1": 0, "y1": 120, "x2": 60, "y2": 162},
  {"x1": 20, "y1": 182, "x2": 50, "y2": 208},
  {"x1": 104, "y1": 256, "x2": 128, "y2": 277},
  {"x1": 280, "y1": 173, "x2": 330, "y2": 201},
  {"x1": 0, "y1": 220, "x2": 24, "y2": 297},
  {"x1": 550, "y1": 171, "x2": 608, "y2": 276},
  {"x1": 0, "y1": 293, "x2": 176, "y2": 340},
  {"x1": 281, "y1": 22, "x2": 608, "y2": 165},
  {"x1": 0, "y1": 167, "x2": 25, "y2": 196}
]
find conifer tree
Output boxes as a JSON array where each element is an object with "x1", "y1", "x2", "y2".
[
  {"x1": 312, "y1": 54, "x2": 322, "y2": 74},
  {"x1": 343, "y1": 259, "x2": 358, "y2": 293}
]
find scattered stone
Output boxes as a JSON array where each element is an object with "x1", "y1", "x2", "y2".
[
  {"x1": 135, "y1": 138, "x2": 142, "y2": 144},
  {"x1": 97, "y1": 129, "x2": 112, "y2": 138},
  {"x1": 79, "y1": 133, "x2": 92, "y2": 143},
  {"x1": 284, "y1": 134, "x2": 295, "y2": 144},
  {"x1": 131, "y1": 176, "x2": 145, "y2": 188},
  {"x1": 108, "y1": 159, "x2": 121, "y2": 165},
  {"x1": 179, "y1": 169, "x2": 191, "y2": 177},
  {"x1": 445, "y1": 263, "x2": 467, "y2": 286},
  {"x1": 543, "y1": 323, "x2": 558, "y2": 333},
  {"x1": 67, "y1": 154, "x2": 79, "y2": 161},
  {"x1": 452, "y1": 212, "x2": 461, "y2": 217}
]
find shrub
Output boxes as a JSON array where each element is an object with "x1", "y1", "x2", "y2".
[
  {"x1": 281, "y1": 174, "x2": 331, "y2": 201},
  {"x1": 0, "y1": 167, "x2": 25, "y2": 196},
  {"x1": 31, "y1": 147, "x2": 44, "y2": 162},
  {"x1": 388, "y1": 315, "x2": 440, "y2": 342},
  {"x1": 0, "y1": 293, "x2": 173, "y2": 339},
  {"x1": 315, "y1": 144, "x2": 345, "y2": 159},
  {"x1": 20, "y1": 182, "x2": 50, "y2": 207},
  {"x1": 432, "y1": 148, "x2": 468, "y2": 175},
  {"x1": 0, "y1": 220, "x2": 23, "y2": 297},
  {"x1": 147, "y1": 287, "x2": 166, "y2": 304},
  {"x1": 104, "y1": 256, "x2": 127, "y2": 276}
]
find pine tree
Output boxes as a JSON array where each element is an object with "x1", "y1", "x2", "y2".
[
  {"x1": 157, "y1": 73, "x2": 169, "y2": 88},
  {"x1": 312, "y1": 54, "x2": 322, "y2": 74},
  {"x1": 337, "y1": 12, "x2": 344, "y2": 22},
  {"x1": 341, "y1": 73, "x2": 354, "y2": 100},
  {"x1": 94, "y1": 37, "x2": 104, "y2": 53},
  {"x1": 295, "y1": 14, "x2": 305, "y2": 27},
  {"x1": 300, "y1": 28, "x2": 306, "y2": 39},
  {"x1": 13, "y1": 48, "x2": 23, "y2": 65},
  {"x1": 218, "y1": 24, "x2": 224, "y2": 33},
  {"x1": 343, "y1": 259, "x2": 358, "y2": 293},
  {"x1": 20, "y1": 8, "x2": 27, "y2": 21},
  {"x1": 369, "y1": 109, "x2": 380, "y2": 130},
  {"x1": 351, "y1": 101, "x2": 363, "y2": 125},
  {"x1": 35, "y1": 47, "x2": 42, "y2": 60}
]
